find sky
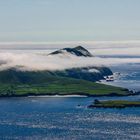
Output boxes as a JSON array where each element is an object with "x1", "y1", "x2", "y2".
[{"x1": 0, "y1": 0, "x2": 140, "y2": 42}]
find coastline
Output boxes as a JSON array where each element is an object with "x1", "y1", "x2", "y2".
[{"x1": 0, "y1": 90, "x2": 139, "y2": 98}]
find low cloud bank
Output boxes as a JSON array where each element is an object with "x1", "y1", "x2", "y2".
[{"x1": 0, "y1": 51, "x2": 140, "y2": 71}]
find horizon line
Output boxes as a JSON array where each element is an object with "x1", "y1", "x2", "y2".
[{"x1": 0, "y1": 40, "x2": 140, "y2": 45}]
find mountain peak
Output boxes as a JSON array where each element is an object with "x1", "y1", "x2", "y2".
[
  {"x1": 49, "y1": 46, "x2": 93, "y2": 57},
  {"x1": 74, "y1": 46, "x2": 85, "y2": 50}
]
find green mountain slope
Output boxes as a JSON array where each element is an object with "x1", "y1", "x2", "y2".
[{"x1": 0, "y1": 69, "x2": 131, "y2": 97}]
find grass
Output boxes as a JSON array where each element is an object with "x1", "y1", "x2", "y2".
[{"x1": 0, "y1": 77, "x2": 132, "y2": 97}]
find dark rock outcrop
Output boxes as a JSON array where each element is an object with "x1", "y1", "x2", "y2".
[{"x1": 49, "y1": 46, "x2": 93, "y2": 57}]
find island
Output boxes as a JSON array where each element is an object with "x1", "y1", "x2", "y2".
[
  {"x1": 0, "y1": 46, "x2": 138, "y2": 97},
  {"x1": 88, "y1": 99, "x2": 140, "y2": 108}
]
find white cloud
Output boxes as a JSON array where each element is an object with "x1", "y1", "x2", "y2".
[{"x1": 0, "y1": 51, "x2": 139, "y2": 71}]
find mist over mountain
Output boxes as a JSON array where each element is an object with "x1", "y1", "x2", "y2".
[
  {"x1": 0, "y1": 46, "x2": 113, "y2": 83},
  {"x1": 0, "y1": 45, "x2": 140, "y2": 72}
]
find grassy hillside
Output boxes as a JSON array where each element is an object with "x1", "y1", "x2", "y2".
[{"x1": 0, "y1": 69, "x2": 131, "y2": 97}]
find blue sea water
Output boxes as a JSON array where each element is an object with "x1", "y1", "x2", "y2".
[
  {"x1": 103, "y1": 63, "x2": 140, "y2": 92},
  {"x1": 0, "y1": 96, "x2": 140, "y2": 140},
  {"x1": 0, "y1": 56, "x2": 140, "y2": 140}
]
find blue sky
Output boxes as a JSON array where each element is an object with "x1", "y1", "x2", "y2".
[{"x1": 0, "y1": 0, "x2": 140, "y2": 42}]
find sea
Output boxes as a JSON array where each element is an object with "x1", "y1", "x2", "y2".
[{"x1": 0, "y1": 46, "x2": 140, "y2": 140}]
